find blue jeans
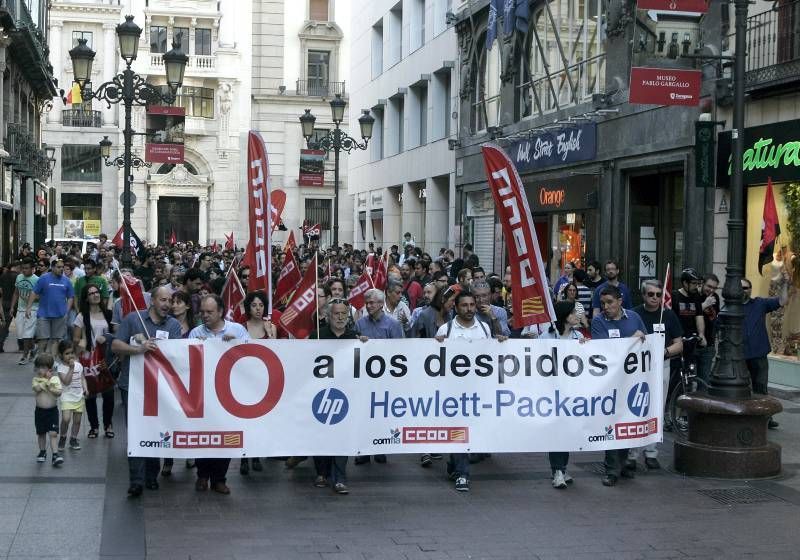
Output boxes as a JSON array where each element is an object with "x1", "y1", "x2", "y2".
[
  {"x1": 604, "y1": 448, "x2": 630, "y2": 476},
  {"x1": 314, "y1": 456, "x2": 348, "y2": 484},
  {"x1": 696, "y1": 345, "x2": 715, "y2": 383},
  {"x1": 120, "y1": 389, "x2": 160, "y2": 486},
  {"x1": 448, "y1": 453, "x2": 470, "y2": 478}
]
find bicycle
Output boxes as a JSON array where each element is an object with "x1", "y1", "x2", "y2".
[{"x1": 665, "y1": 336, "x2": 709, "y2": 439}]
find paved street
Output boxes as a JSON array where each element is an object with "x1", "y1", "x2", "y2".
[{"x1": 2, "y1": 345, "x2": 800, "y2": 560}]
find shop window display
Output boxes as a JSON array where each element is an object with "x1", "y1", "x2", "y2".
[{"x1": 746, "y1": 182, "x2": 800, "y2": 359}]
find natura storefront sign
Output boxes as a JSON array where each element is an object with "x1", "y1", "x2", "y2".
[{"x1": 717, "y1": 120, "x2": 800, "y2": 187}]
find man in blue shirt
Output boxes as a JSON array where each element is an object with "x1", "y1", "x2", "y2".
[
  {"x1": 111, "y1": 286, "x2": 183, "y2": 498},
  {"x1": 189, "y1": 294, "x2": 249, "y2": 494},
  {"x1": 354, "y1": 288, "x2": 403, "y2": 465},
  {"x1": 591, "y1": 285, "x2": 646, "y2": 487},
  {"x1": 742, "y1": 276, "x2": 790, "y2": 428},
  {"x1": 26, "y1": 259, "x2": 74, "y2": 357},
  {"x1": 591, "y1": 259, "x2": 633, "y2": 319}
]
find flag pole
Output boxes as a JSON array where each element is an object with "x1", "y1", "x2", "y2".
[
  {"x1": 113, "y1": 264, "x2": 150, "y2": 339},
  {"x1": 659, "y1": 263, "x2": 670, "y2": 325},
  {"x1": 314, "y1": 255, "x2": 321, "y2": 336}
]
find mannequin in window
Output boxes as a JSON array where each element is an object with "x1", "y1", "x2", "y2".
[{"x1": 768, "y1": 245, "x2": 790, "y2": 354}]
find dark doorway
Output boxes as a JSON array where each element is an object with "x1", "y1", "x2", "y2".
[
  {"x1": 626, "y1": 170, "x2": 684, "y2": 305},
  {"x1": 158, "y1": 197, "x2": 198, "y2": 244}
]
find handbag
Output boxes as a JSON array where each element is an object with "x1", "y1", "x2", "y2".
[{"x1": 80, "y1": 344, "x2": 116, "y2": 396}]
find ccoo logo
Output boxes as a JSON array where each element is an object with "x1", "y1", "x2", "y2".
[
  {"x1": 312, "y1": 388, "x2": 349, "y2": 425},
  {"x1": 627, "y1": 383, "x2": 651, "y2": 417}
]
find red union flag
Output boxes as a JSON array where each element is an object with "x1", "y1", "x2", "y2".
[
  {"x1": 629, "y1": 67, "x2": 702, "y2": 106},
  {"x1": 274, "y1": 249, "x2": 302, "y2": 303},
  {"x1": 279, "y1": 254, "x2": 318, "y2": 339},
  {"x1": 221, "y1": 267, "x2": 246, "y2": 323},
  {"x1": 481, "y1": 145, "x2": 555, "y2": 327},
  {"x1": 120, "y1": 273, "x2": 147, "y2": 317},
  {"x1": 243, "y1": 131, "x2": 272, "y2": 313},
  {"x1": 348, "y1": 271, "x2": 373, "y2": 309},
  {"x1": 637, "y1": 0, "x2": 708, "y2": 12},
  {"x1": 304, "y1": 223, "x2": 321, "y2": 238}
]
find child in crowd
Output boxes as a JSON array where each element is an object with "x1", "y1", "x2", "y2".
[
  {"x1": 32, "y1": 353, "x2": 64, "y2": 466},
  {"x1": 56, "y1": 341, "x2": 87, "y2": 452}
]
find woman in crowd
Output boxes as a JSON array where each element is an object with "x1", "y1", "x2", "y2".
[
  {"x1": 72, "y1": 284, "x2": 115, "y2": 439},
  {"x1": 170, "y1": 290, "x2": 196, "y2": 338},
  {"x1": 560, "y1": 282, "x2": 589, "y2": 329},
  {"x1": 240, "y1": 290, "x2": 276, "y2": 475},
  {"x1": 539, "y1": 300, "x2": 584, "y2": 489}
]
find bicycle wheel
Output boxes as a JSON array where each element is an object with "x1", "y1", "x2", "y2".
[{"x1": 667, "y1": 383, "x2": 690, "y2": 440}]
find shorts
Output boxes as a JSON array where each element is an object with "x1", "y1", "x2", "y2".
[
  {"x1": 15, "y1": 310, "x2": 37, "y2": 339},
  {"x1": 60, "y1": 399, "x2": 85, "y2": 413},
  {"x1": 35, "y1": 406, "x2": 59, "y2": 435},
  {"x1": 36, "y1": 316, "x2": 67, "y2": 340}
]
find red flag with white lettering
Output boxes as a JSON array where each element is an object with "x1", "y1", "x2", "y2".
[
  {"x1": 279, "y1": 254, "x2": 318, "y2": 339},
  {"x1": 481, "y1": 144, "x2": 554, "y2": 327},
  {"x1": 273, "y1": 248, "x2": 302, "y2": 303},
  {"x1": 366, "y1": 251, "x2": 388, "y2": 291},
  {"x1": 120, "y1": 274, "x2": 147, "y2": 317},
  {"x1": 221, "y1": 267, "x2": 246, "y2": 323},
  {"x1": 348, "y1": 271, "x2": 373, "y2": 309},
  {"x1": 285, "y1": 230, "x2": 297, "y2": 252},
  {"x1": 243, "y1": 131, "x2": 272, "y2": 313}
]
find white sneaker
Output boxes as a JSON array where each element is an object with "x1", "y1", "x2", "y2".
[
  {"x1": 563, "y1": 471, "x2": 574, "y2": 484},
  {"x1": 552, "y1": 470, "x2": 568, "y2": 489}
]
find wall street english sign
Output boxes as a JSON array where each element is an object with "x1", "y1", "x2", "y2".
[{"x1": 508, "y1": 123, "x2": 597, "y2": 174}]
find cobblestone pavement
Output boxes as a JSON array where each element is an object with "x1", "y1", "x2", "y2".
[{"x1": 2, "y1": 346, "x2": 800, "y2": 560}]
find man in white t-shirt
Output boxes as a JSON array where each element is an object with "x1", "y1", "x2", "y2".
[{"x1": 435, "y1": 291, "x2": 507, "y2": 492}]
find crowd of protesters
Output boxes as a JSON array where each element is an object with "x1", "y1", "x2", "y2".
[{"x1": 5, "y1": 230, "x2": 790, "y2": 497}]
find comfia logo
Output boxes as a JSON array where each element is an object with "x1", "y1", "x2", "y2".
[
  {"x1": 627, "y1": 383, "x2": 651, "y2": 417},
  {"x1": 140, "y1": 431, "x2": 171, "y2": 448},
  {"x1": 373, "y1": 428, "x2": 401, "y2": 445},
  {"x1": 311, "y1": 388, "x2": 349, "y2": 425},
  {"x1": 587, "y1": 425, "x2": 614, "y2": 442}
]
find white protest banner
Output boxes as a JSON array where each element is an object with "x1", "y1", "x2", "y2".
[{"x1": 128, "y1": 335, "x2": 664, "y2": 458}]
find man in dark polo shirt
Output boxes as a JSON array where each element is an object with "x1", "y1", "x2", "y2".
[
  {"x1": 591, "y1": 284, "x2": 647, "y2": 487},
  {"x1": 112, "y1": 286, "x2": 182, "y2": 498}
]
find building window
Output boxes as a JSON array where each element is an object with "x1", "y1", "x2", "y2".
[
  {"x1": 174, "y1": 27, "x2": 189, "y2": 51},
  {"x1": 151, "y1": 26, "x2": 168, "y2": 53},
  {"x1": 72, "y1": 31, "x2": 93, "y2": 49},
  {"x1": 61, "y1": 145, "x2": 102, "y2": 182},
  {"x1": 474, "y1": 45, "x2": 500, "y2": 132},
  {"x1": 173, "y1": 86, "x2": 215, "y2": 118},
  {"x1": 195, "y1": 28, "x2": 212, "y2": 55},
  {"x1": 309, "y1": 0, "x2": 329, "y2": 21},
  {"x1": 372, "y1": 20, "x2": 384, "y2": 78},
  {"x1": 520, "y1": 0, "x2": 605, "y2": 117},
  {"x1": 61, "y1": 193, "x2": 101, "y2": 223},
  {"x1": 305, "y1": 198, "x2": 331, "y2": 230},
  {"x1": 307, "y1": 50, "x2": 330, "y2": 93},
  {"x1": 371, "y1": 107, "x2": 384, "y2": 162}
]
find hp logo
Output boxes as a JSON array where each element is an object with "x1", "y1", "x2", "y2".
[
  {"x1": 627, "y1": 383, "x2": 651, "y2": 417},
  {"x1": 312, "y1": 388, "x2": 349, "y2": 425}
]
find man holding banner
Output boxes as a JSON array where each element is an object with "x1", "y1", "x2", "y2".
[
  {"x1": 111, "y1": 286, "x2": 183, "y2": 498},
  {"x1": 591, "y1": 285, "x2": 647, "y2": 487},
  {"x1": 189, "y1": 294, "x2": 250, "y2": 495}
]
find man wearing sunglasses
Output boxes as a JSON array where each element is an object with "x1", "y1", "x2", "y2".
[
  {"x1": 630, "y1": 279, "x2": 684, "y2": 471},
  {"x1": 742, "y1": 275, "x2": 790, "y2": 429}
]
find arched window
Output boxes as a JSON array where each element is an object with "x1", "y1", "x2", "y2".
[
  {"x1": 519, "y1": 0, "x2": 605, "y2": 117},
  {"x1": 472, "y1": 40, "x2": 502, "y2": 133},
  {"x1": 156, "y1": 162, "x2": 199, "y2": 175}
]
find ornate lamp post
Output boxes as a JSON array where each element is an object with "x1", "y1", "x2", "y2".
[
  {"x1": 69, "y1": 15, "x2": 187, "y2": 267},
  {"x1": 299, "y1": 94, "x2": 374, "y2": 248},
  {"x1": 674, "y1": 0, "x2": 782, "y2": 478}
]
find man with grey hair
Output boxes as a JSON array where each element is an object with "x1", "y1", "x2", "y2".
[
  {"x1": 354, "y1": 288, "x2": 403, "y2": 465},
  {"x1": 384, "y1": 281, "x2": 411, "y2": 336},
  {"x1": 630, "y1": 278, "x2": 683, "y2": 471},
  {"x1": 472, "y1": 280, "x2": 510, "y2": 337}
]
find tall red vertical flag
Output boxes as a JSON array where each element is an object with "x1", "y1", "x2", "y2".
[
  {"x1": 273, "y1": 248, "x2": 303, "y2": 303},
  {"x1": 285, "y1": 230, "x2": 297, "y2": 252},
  {"x1": 481, "y1": 145, "x2": 555, "y2": 327},
  {"x1": 243, "y1": 131, "x2": 272, "y2": 314},
  {"x1": 224, "y1": 232, "x2": 234, "y2": 250},
  {"x1": 279, "y1": 254, "x2": 318, "y2": 339},
  {"x1": 168, "y1": 229, "x2": 177, "y2": 245},
  {"x1": 759, "y1": 177, "x2": 781, "y2": 275}
]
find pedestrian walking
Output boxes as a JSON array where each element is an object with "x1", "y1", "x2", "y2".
[
  {"x1": 27, "y1": 259, "x2": 75, "y2": 357},
  {"x1": 31, "y1": 352, "x2": 63, "y2": 466},
  {"x1": 55, "y1": 341, "x2": 87, "y2": 454}
]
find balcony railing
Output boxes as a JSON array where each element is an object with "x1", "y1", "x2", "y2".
[
  {"x1": 296, "y1": 79, "x2": 346, "y2": 97},
  {"x1": 150, "y1": 53, "x2": 217, "y2": 72},
  {"x1": 742, "y1": 0, "x2": 800, "y2": 90},
  {"x1": 5, "y1": 123, "x2": 50, "y2": 180},
  {"x1": 62, "y1": 109, "x2": 102, "y2": 128}
]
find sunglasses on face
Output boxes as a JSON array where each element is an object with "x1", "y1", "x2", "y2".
[{"x1": 645, "y1": 292, "x2": 662, "y2": 297}]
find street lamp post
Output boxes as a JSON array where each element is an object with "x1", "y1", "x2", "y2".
[
  {"x1": 299, "y1": 95, "x2": 374, "y2": 248},
  {"x1": 673, "y1": 0, "x2": 782, "y2": 478},
  {"x1": 44, "y1": 144, "x2": 56, "y2": 247},
  {"x1": 69, "y1": 15, "x2": 187, "y2": 267}
]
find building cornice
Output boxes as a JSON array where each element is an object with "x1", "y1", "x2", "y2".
[{"x1": 51, "y1": 2, "x2": 122, "y2": 17}]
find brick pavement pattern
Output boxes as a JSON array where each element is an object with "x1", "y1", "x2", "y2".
[{"x1": 1, "y1": 348, "x2": 800, "y2": 560}]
